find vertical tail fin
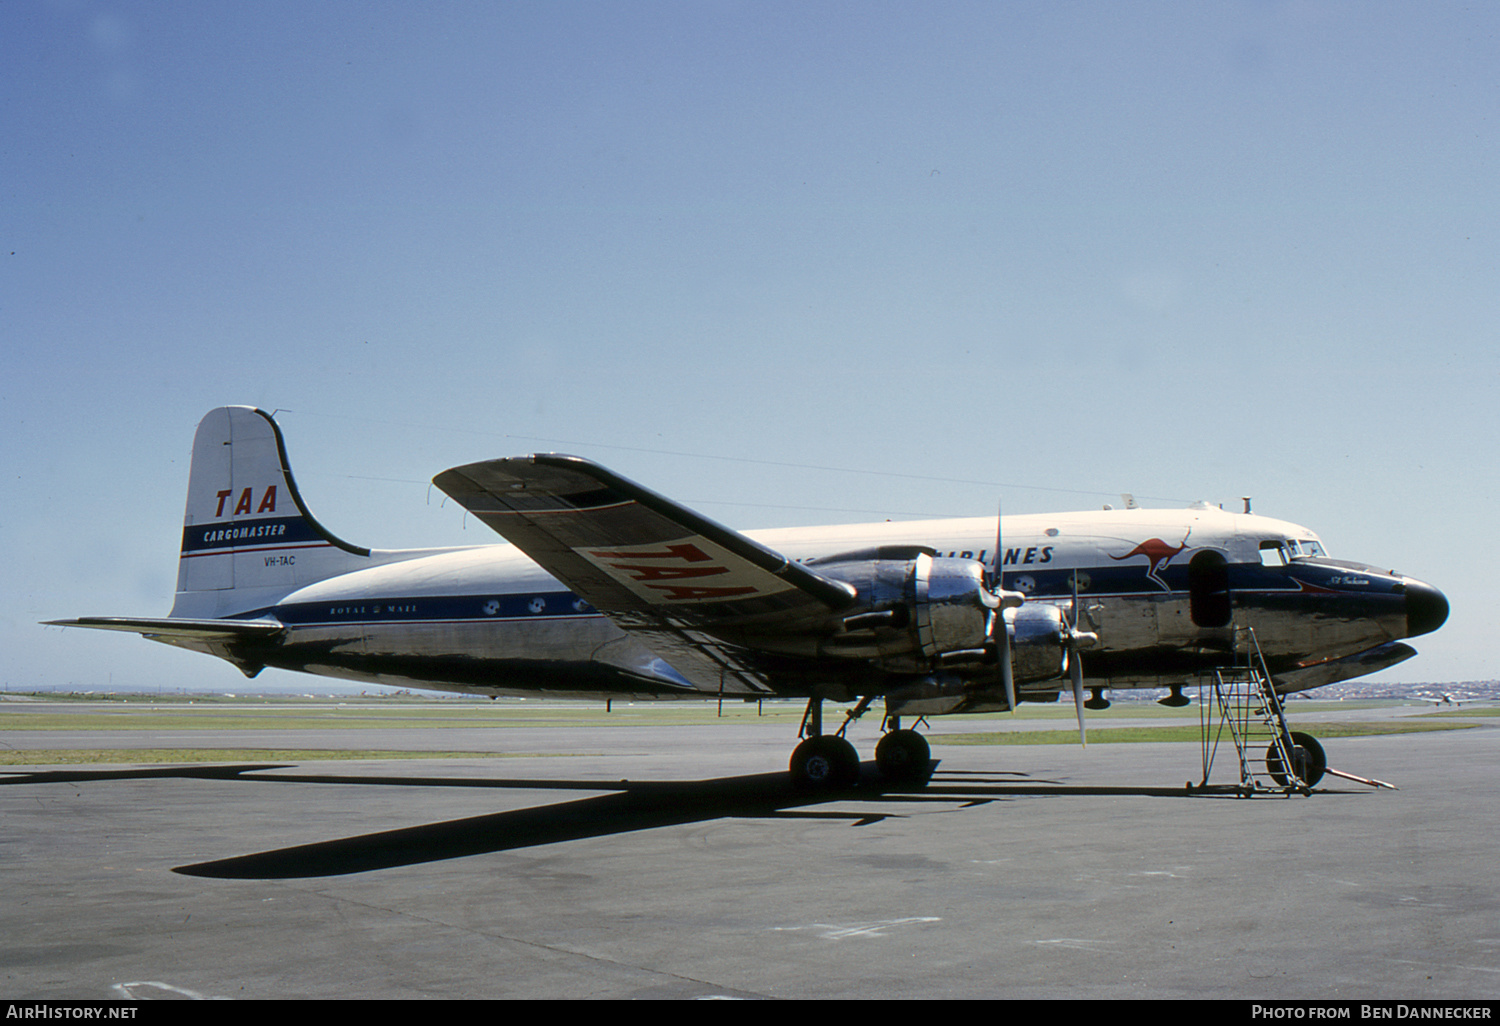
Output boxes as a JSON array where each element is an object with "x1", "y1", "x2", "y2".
[{"x1": 170, "y1": 407, "x2": 371, "y2": 618}]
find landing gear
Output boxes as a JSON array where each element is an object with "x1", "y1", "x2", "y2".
[
  {"x1": 787, "y1": 698, "x2": 933, "y2": 789},
  {"x1": 789, "y1": 734, "x2": 860, "y2": 790},
  {"x1": 788, "y1": 696, "x2": 860, "y2": 790},
  {"x1": 1266, "y1": 731, "x2": 1327, "y2": 788},
  {"x1": 874, "y1": 729, "x2": 931, "y2": 783}
]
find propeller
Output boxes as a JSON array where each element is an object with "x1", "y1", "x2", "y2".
[
  {"x1": 1065, "y1": 569, "x2": 1099, "y2": 746},
  {"x1": 984, "y1": 502, "x2": 1025, "y2": 714}
]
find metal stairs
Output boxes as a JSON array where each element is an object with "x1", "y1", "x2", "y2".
[{"x1": 1197, "y1": 627, "x2": 1319, "y2": 795}]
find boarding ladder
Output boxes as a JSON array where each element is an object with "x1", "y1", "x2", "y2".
[{"x1": 1197, "y1": 628, "x2": 1312, "y2": 795}]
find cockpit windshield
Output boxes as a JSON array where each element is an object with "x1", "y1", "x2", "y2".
[
  {"x1": 1259, "y1": 538, "x2": 1327, "y2": 566},
  {"x1": 1285, "y1": 539, "x2": 1326, "y2": 559}
]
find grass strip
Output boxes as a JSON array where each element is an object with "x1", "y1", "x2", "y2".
[
  {"x1": 0, "y1": 706, "x2": 807, "y2": 731},
  {"x1": 0, "y1": 749, "x2": 579, "y2": 766}
]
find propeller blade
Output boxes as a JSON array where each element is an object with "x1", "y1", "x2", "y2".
[
  {"x1": 999, "y1": 611, "x2": 1016, "y2": 714},
  {"x1": 1070, "y1": 653, "x2": 1087, "y2": 747},
  {"x1": 987, "y1": 501, "x2": 1021, "y2": 714},
  {"x1": 1067, "y1": 569, "x2": 1091, "y2": 746},
  {"x1": 985, "y1": 500, "x2": 1003, "y2": 591}
]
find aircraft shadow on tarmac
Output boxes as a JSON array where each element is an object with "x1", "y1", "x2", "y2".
[{"x1": 0, "y1": 762, "x2": 1310, "y2": 880}]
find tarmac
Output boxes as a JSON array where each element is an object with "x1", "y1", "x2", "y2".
[{"x1": 2, "y1": 700, "x2": 1497, "y2": 1001}]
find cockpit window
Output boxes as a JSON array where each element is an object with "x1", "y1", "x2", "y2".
[
  {"x1": 1258, "y1": 541, "x2": 1287, "y2": 567},
  {"x1": 1260, "y1": 539, "x2": 1327, "y2": 565}
]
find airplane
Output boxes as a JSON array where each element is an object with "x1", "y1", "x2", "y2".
[{"x1": 46, "y1": 406, "x2": 1449, "y2": 790}]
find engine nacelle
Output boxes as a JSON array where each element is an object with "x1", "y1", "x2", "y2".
[
  {"x1": 1005, "y1": 603, "x2": 1069, "y2": 683},
  {"x1": 810, "y1": 551, "x2": 993, "y2": 670},
  {"x1": 740, "y1": 549, "x2": 1071, "y2": 686},
  {"x1": 883, "y1": 605, "x2": 1070, "y2": 716}
]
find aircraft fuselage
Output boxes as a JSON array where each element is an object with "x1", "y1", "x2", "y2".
[{"x1": 202, "y1": 506, "x2": 1441, "y2": 704}]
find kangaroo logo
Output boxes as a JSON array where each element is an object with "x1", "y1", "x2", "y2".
[{"x1": 1110, "y1": 529, "x2": 1191, "y2": 592}]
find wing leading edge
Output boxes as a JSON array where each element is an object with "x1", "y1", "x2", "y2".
[{"x1": 433, "y1": 455, "x2": 857, "y2": 693}]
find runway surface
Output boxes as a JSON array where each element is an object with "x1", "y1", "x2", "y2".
[{"x1": 2, "y1": 699, "x2": 1497, "y2": 1000}]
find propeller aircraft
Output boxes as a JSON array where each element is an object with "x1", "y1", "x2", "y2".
[{"x1": 48, "y1": 407, "x2": 1449, "y2": 789}]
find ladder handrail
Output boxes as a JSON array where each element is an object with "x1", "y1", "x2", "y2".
[
  {"x1": 1245, "y1": 626, "x2": 1301, "y2": 785},
  {"x1": 1198, "y1": 625, "x2": 1306, "y2": 794}
]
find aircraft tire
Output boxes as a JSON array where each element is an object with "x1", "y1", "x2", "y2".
[
  {"x1": 790, "y1": 735, "x2": 860, "y2": 790},
  {"x1": 875, "y1": 729, "x2": 931, "y2": 783},
  {"x1": 1289, "y1": 731, "x2": 1326, "y2": 787},
  {"x1": 1266, "y1": 732, "x2": 1327, "y2": 788}
]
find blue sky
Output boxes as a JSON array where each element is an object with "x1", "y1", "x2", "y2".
[{"x1": 6, "y1": 0, "x2": 1496, "y2": 693}]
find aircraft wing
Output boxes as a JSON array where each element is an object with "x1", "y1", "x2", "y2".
[{"x1": 433, "y1": 454, "x2": 857, "y2": 694}]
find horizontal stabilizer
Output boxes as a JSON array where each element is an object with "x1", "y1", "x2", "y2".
[{"x1": 43, "y1": 617, "x2": 285, "y2": 641}]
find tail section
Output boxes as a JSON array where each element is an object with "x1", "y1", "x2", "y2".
[{"x1": 170, "y1": 407, "x2": 372, "y2": 618}]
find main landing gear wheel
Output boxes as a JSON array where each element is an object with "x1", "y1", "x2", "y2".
[
  {"x1": 789, "y1": 735, "x2": 860, "y2": 790},
  {"x1": 875, "y1": 729, "x2": 931, "y2": 783},
  {"x1": 1266, "y1": 731, "x2": 1327, "y2": 788}
]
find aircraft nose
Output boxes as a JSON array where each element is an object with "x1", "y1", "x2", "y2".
[{"x1": 1404, "y1": 579, "x2": 1449, "y2": 638}]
